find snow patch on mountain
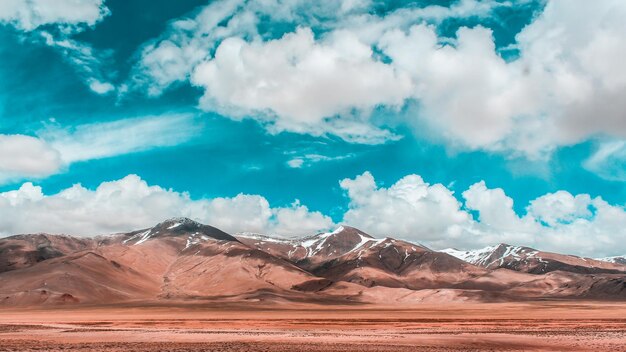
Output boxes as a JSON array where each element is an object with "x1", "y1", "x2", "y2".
[
  {"x1": 184, "y1": 232, "x2": 212, "y2": 249},
  {"x1": 236, "y1": 232, "x2": 294, "y2": 244},
  {"x1": 596, "y1": 255, "x2": 626, "y2": 264},
  {"x1": 440, "y1": 244, "x2": 543, "y2": 267},
  {"x1": 440, "y1": 246, "x2": 499, "y2": 266}
]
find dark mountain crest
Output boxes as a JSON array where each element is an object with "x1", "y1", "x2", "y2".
[
  {"x1": 154, "y1": 217, "x2": 204, "y2": 229},
  {"x1": 124, "y1": 217, "x2": 239, "y2": 245}
]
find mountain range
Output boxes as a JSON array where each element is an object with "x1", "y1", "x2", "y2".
[{"x1": 1, "y1": 218, "x2": 625, "y2": 306}]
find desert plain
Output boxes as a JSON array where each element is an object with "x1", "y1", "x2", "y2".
[{"x1": 1, "y1": 301, "x2": 625, "y2": 352}]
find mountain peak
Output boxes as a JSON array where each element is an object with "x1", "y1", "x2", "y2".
[
  {"x1": 123, "y1": 218, "x2": 238, "y2": 245},
  {"x1": 155, "y1": 217, "x2": 202, "y2": 229},
  {"x1": 317, "y1": 225, "x2": 374, "y2": 239}
]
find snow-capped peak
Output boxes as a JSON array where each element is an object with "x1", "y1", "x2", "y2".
[{"x1": 440, "y1": 244, "x2": 540, "y2": 267}]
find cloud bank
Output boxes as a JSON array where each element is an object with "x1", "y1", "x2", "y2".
[
  {"x1": 340, "y1": 172, "x2": 626, "y2": 257},
  {"x1": 0, "y1": 175, "x2": 333, "y2": 237},
  {"x1": 2, "y1": 172, "x2": 625, "y2": 257}
]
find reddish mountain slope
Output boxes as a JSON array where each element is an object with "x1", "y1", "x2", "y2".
[
  {"x1": 0, "y1": 220, "x2": 624, "y2": 306},
  {"x1": 0, "y1": 234, "x2": 96, "y2": 273},
  {"x1": 0, "y1": 250, "x2": 160, "y2": 305},
  {"x1": 0, "y1": 219, "x2": 327, "y2": 306}
]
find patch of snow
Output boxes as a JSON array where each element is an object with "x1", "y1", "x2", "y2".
[
  {"x1": 184, "y1": 232, "x2": 212, "y2": 250},
  {"x1": 236, "y1": 232, "x2": 294, "y2": 244},
  {"x1": 441, "y1": 244, "x2": 546, "y2": 267},
  {"x1": 167, "y1": 222, "x2": 182, "y2": 229},
  {"x1": 596, "y1": 255, "x2": 626, "y2": 264},
  {"x1": 134, "y1": 230, "x2": 153, "y2": 245},
  {"x1": 440, "y1": 245, "x2": 499, "y2": 266}
]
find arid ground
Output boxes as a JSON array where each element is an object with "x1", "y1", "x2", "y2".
[{"x1": 1, "y1": 301, "x2": 625, "y2": 351}]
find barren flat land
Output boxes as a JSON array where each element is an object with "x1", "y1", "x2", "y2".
[{"x1": 1, "y1": 301, "x2": 625, "y2": 351}]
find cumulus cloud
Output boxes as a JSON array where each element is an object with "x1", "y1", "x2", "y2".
[
  {"x1": 133, "y1": 0, "x2": 520, "y2": 144},
  {"x1": 132, "y1": 0, "x2": 626, "y2": 162},
  {"x1": 340, "y1": 172, "x2": 470, "y2": 243},
  {"x1": 0, "y1": 0, "x2": 109, "y2": 31},
  {"x1": 0, "y1": 175, "x2": 333, "y2": 237},
  {"x1": 1, "y1": 170, "x2": 625, "y2": 256},
  {"x1": 339, "y1": 172, "x2": 626, "y2": 257},
  {"x1": 464, "y1": 185, "x2": 626, "y2": 257},
  {"x1": 190, "y1": 27, "x2": 410, "y2": 143}
]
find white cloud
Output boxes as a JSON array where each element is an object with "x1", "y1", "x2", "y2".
[
  {"x1": 39, "y1": 113, "x2": 202, "y2": 164},
  {"x1": 380, "y1": 25, "x2": 534, "y2": 151},
  {"x1": 462, "y1": 181, "x2": 536, "y2": 234},
  {"x1": 39, "y1": 30, "x2": 116, "y2": 96},
  {"x1": 132, "y1": 0, "x2": 626, "y2": 162},
  {"x1": 339, "y1": 172, "x2": 626, "y2": 257},
  {"x1": 287, "y1": 158, "x2": 305, "y2": 169},
  {"x1": 0, "y1": 0, "x2": 109, "y2": 31},
  {"x1": 271, "y1": 200, "x2": 334, "y2": 236},
  {"x1": 1, "y1": 170, "x2": 625, "y2": 256},
  {"x1": 0, "y1": 1, "x2": 114, "y2": 95},
  {"x1": 340, "y1": 171, "x2": 470, "y2": 244},
  {"x1": 527, "y1": 191, "x2": 594, "y2": 227},
  {"x1": 88, "y1": 79, "x2": 115, "y2": 95},
  {"x1": 0, "y1": 114, "x2": 201, "y2": 185},
  {"x1": 133, "y1": 0, "x2": 248, "y2": 95},
  {"x1": 0, "y1": 175, "x2": 333, "y2": 237},
  {"x1": 377, "y1": 0, "x2": 626, "y2": 157},
  {"x1": 203, "y1": 194, "x2": 334, "y2": 236},
  {"x1": 286, "y1": 153, "x2": 354, "y2": 169},
  {"x1": 190, "y1": 27, "x2": 410, "y2": 143},
  {"x1": 0, "y1": 134, "x2": 62, "y2": 184},
  {"x1": 133, "y1": 0, "x2": 517, "y2": 145},
  {"x1": 463, "y1": 185, "x2": 626, "y2": 257}
]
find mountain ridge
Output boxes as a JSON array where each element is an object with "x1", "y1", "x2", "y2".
[{"x1": 1, "y1": 218, "x2": 625, "y2": 306}]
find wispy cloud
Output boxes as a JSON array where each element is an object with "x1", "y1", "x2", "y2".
[
  {"x1": 287, "y1": 153, "x2": 355, "y2": 169},
  {"x1": 0, "y1": 0, "x2": 116, "y2": 95},
  {"x1": 0, "y1": 0, "x2": 109, "y2": 32},
  {"x1": 39, "y1": 32, "x2": 117, "y2": 96},
  {"x1": 39, "y1": 113, "x2": 203, "y2": 164},
  {"x1": 583, "y1": 140, "x2": 626, "y2": 182},
  {"x1": 0, "y1": 113, "x2": 203, "y2": 185}
]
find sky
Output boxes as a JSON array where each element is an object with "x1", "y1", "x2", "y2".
[{"x1": 0, "y1": 0, "x2": 625, "y2": 257}]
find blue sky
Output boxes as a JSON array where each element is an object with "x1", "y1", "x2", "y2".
[{"x1": 0, "y1": 0, "x2": 625, "y2": 257}]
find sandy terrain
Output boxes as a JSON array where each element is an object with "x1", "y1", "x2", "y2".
[{"x1": 0, "y1": 301, "x2": 625, "y2": 351}]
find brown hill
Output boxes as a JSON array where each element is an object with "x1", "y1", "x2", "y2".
[{"x1": 0, "y1": 234, "x2": 96, "y2": 273}]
